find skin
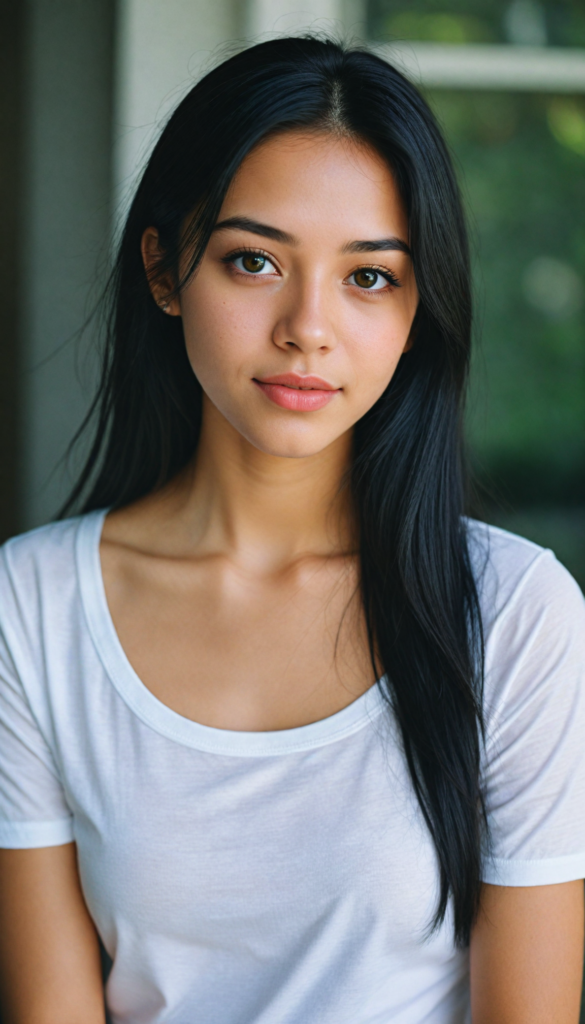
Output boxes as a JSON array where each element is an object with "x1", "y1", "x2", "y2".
[{"x1": 0, "y1": 131, "x2": 582, "y2": 1022}]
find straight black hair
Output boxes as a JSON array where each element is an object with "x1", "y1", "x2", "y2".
[{"x1": 64, "y1": 36, "x2": 485, "y2": 945}]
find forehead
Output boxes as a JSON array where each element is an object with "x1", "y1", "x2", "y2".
[{"x1": 220, "y1": 131, "x2": 408, "y2": 243}]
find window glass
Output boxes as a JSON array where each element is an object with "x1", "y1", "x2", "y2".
[
  {"x1": 368, "y1": 0, "x2": 585, "y2": 48},
  {"x1": 424, "y1": 90, "x2": 585, "y2": 584},
  {"x1": 366, "y1": 0, "x2": 585, "y2": 584}
]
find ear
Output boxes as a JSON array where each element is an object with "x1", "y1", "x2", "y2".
[{"x1": 140, "y1": 227, "x2": 181, "y2": 316}]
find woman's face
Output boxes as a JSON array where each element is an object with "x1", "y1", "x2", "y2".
[{"x1": 148, "y1": 131, "x2": 419, "y2": 459}]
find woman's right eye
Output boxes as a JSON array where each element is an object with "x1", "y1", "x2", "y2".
[{"x1": 231, "y1": 252, "x2": 277, "y2": 275}]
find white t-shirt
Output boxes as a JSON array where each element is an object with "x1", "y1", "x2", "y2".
[{"x1": 0, "y1": 511, "x2": 585, "y2": 1024}]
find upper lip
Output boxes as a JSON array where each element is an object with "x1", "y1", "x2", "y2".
[{"x1": 254, "y1": 373, "x2": 340, "y2": 391}]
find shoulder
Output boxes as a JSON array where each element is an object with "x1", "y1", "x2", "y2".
[
  {"x1": 470, "y1": 527, "x2": 585, "y2": 884},
  {"x1": 1, "y1": 517, "x2": 80, "y2": 599},
  {"x1": 0, "y1": 513, "x2": 105, "y2": 641},
  {"x1": 465, "y1": 518, "x2": 585, "y2": 640},
  {"x1": 469, "y1": 529, "x2": 585, "y2": 888},
  {"x1": 0, "y1": 514, "x2": 108, "y2": 721},
  {"x1": 467, "y1": 520, "x2": 585, "y2": 733}
]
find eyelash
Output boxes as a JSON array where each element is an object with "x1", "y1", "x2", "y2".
[
  {"x1": 354, "y1": 265, "x2": 401, "y2": 289},
  {"x1": 221, "y1": 247, "x2": 276, "y2": 273},
  {"x1": 221, "y1": 247, "x2": 401, "y2": 289}
]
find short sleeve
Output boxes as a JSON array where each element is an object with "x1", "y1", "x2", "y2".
[
  {"x1": 0, "y1": 559, "x2": 73, "y2": 848},
  {"x1": 481, "y1": 549, "x2": 585, "y2": 886}
]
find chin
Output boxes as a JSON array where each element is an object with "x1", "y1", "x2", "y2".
[{"x1": 241, "y1": 423, "x2": 341, "y2": 460}]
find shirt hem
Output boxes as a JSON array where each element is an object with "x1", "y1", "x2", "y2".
[
  {"x1": 482, "y1": 853, "x2": 585, "y2": 886},
  {"x1": 0, "y1": 818, "x2": 74, "y2": 849}
]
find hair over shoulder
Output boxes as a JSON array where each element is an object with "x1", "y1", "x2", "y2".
[{"x1": 64, "y1": 36, "x2": 485, "y2": 945}]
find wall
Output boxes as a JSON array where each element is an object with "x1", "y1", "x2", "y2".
[
  {"x1": 19, "y1": 0, "x2": 116, "y2": 531},
  {"x1": 0, "y1": 1, "x2": 27, "y2": 539},
  {"x1": 114, "y1": 0, "x2": 240, "y2": 224}
]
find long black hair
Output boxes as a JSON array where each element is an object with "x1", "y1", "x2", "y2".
[{"x1": 64, "y1": 36, "x2": 485, "y2": 945}]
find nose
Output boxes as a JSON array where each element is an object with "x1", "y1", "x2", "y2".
[{"x1": 271, "y1": 274, "x2": 337, "y2": 355}]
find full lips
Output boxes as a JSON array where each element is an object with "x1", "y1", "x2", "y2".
[{"x1": 254, "y1": 380, "x2": 340, "y2": 411}]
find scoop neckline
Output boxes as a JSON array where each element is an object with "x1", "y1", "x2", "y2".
[{"x1": 76, "y1": 509, "x2": 386, "y2": 757}]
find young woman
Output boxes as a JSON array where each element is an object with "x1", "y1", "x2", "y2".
[{"x1": 0, "y1": 36, "x2": 584, "y2": 1024}]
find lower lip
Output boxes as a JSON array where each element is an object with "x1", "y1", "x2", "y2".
[{"x1": 254, "y1": 381, "x2": 339, "y2": 411}]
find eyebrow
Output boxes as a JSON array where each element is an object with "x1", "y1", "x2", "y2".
[
  {"x1": 212, "y1": 216, "x2": 295, "y2": 245},
  {"x1": 341, "y1": 237, "x2": 411, "y2": 256},
  {"x1": 212, "y1": 215, "x2": 411, "y2": 257}
]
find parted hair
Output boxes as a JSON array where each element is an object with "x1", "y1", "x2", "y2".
[{"x1": 64, "y1": 36, "x2": 486, "y2": 945}]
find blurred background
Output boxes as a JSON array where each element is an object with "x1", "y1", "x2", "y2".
[{"x1": 0, "y1": 0, "x2": 584, "y2": 589}]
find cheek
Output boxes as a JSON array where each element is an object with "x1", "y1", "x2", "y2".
[
  {"x1": 180, "y1": 279, "x2": 269, "y2": 385},
  {"x1": 343, "y1": 309, "x2": 412, "y2": 403}
]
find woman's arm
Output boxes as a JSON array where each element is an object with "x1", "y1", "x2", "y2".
[
  {"x1": 470, "y1": 880, "x2": 584, "y2": 1023},
  {"x1": 0, "y1": 844, "x2": 106, "y2": 1024}
]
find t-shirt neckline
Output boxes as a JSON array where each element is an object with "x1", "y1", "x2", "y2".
[{"x1": 76, "y1": 509, "x2": 386, "y2": 757}]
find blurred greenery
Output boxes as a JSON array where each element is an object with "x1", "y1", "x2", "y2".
[
  {"x1": 431, "y1": 90, "x2": 585, "y2": 585},
  {"x1": 367, "y1": 2, "x2": 585, "y2": 586},
  {"x1": 368, "y1": 0, "x2": 585, "y2": 47},
  {"x1": 428, "y1": 90, "x2": 585, "y2": 487}
]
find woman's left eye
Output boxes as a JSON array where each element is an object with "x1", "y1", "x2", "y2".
[
  {"x1": 348, "y1": 268, "x2": 396, "y2": 291},
  {"x1": 231, "y1": 252, "x2": 277, "y2": 275}
]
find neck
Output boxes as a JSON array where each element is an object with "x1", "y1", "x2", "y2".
[{"x1": 165, "y1": 397, "x2": 355, "y2": 571}]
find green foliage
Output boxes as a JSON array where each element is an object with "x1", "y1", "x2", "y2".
[
  {"x1": 426, "y1": 90, "x2": 585, "y2": 507},
  {"x1": 368, "y1": 0, "x2": 585, "y2": 47},
  {"x1": 426, "y1": 88, "x2": 585, "y2": 582}
]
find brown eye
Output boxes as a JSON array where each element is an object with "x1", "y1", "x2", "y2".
[
  {"x1": 242, "y1": 254, "x2": 266, "y2": 273},
  {"x1": 354, "y1": 269, "x2": 380, "y2": 289},
  {"x1": 349, "y1": 267, "x2": 394, "y2": 291},
  {"x1": 227, "y1": 252, "x2": 277, "y2": 277}
]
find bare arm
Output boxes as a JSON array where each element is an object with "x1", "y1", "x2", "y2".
[
  {"x1": 470, "y1": 880, "x2": 584, "y2": 1023},
  {"x1": 0, "y1": 844, "x2": 106, "y2": 1024}
]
